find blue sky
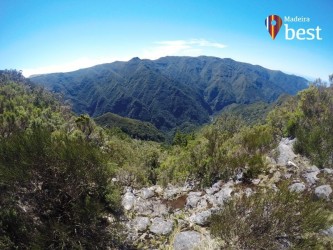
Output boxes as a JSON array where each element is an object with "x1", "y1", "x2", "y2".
[{"x1": 0, "y1": 0, "x2": 332, "y2": 81}]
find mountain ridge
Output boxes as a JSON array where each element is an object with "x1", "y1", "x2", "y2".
[{"x1": 30, "y1": 56, "x2": 308, "y2": 130}]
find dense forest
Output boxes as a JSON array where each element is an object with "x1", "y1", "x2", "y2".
[{"x1": 1, "y1": 70, "x2": 333, "y2": 249}]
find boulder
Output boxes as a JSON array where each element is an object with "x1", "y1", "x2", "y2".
[
  {"x1": 323, "y1": 168, "x2": 333, "y2": 175},
  {"x1": 133, "y1": 199, "x2": 153, "y2": 215},
  {"x1": 214, "y1": 185, "x2": 233, "y2": 206},
  {"x1": 122, "y1": 191, "x2": 136, "y2": 210},
  {"x1": 150, "y1": 217, "x2": 173, "y2": 235},
  {"x1": 133, "y1": 216, "x2": 150, "y2": 232},
  {"x1": 164, "y1": 185, "x2": 182, "y2": 199},
  {"x1": 277, "y1": 138, "x2": 296, "y2": 166},
  {"x1": 315, "y1": 185, "x2": 332, "y2": 200},
  {"x1": 173, "y1": 231, "x2": 202, "y2": 250},
  {"x1": 322, "y1": 226, "x2": 333, "y2": 237},
  {"x1": 303, "y1": 169, "x2": 319, "y2": 185},
  {"x1": 140, "y1": 188, "x2": 155, "y2": 199},
  {"x1": 186, "y1": 192, "x2": 202, "y2": 208},
  {"x1": 190, "y1": 210, "x2": 211, "y2": 226},
  {"x1": 289, "y1": 183, "x2": 306, "y2": 193}
]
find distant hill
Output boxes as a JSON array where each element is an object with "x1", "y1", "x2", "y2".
[
  {"x1": 94, "y1": 112, "x2": 165, "y2": 141},
  {"x1": 30, "y1": 56, "x2": 308, "y2": 130}
]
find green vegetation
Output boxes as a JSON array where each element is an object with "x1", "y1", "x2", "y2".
[
  {"x1": 159, "y1": 114, "x2": 275, "y2": 186},
  {"x1": 95, "y1": 112, "x2": 165, "y2": 142},
  {"x1": 1, "y1": 69, "x2": 333, "y2": 249},
  {"x1": 30, "y1": 56, "x2": 308, "y2": 130},
  {"x1": 210, "y1": 183, "x2": 332, "y2": 249},
  {"x1": 268, "y1": 83, "x2": 333, "y2": 168}
]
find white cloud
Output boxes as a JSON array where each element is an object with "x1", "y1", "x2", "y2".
[{"x1": 141, "y1": 39, "x2": 226, "y2": 59}]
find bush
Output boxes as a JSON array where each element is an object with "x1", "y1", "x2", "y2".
[
  {"x1": 0, "y1": 127, "x2": 126, "y2": 249},
  {"x1": 210, "y1": 184, "x2": 332, "y2": 249}
]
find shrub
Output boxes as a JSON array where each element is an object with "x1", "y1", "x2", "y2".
[{"x1": 210, "y1": 184, "x2": 332, "y2": 249}]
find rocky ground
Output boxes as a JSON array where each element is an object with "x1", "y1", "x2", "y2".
[{"x1": 117, "y1": 138, "x2": 333, "y2": 249}]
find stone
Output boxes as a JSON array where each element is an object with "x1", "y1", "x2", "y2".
[
  {"x1": 303, "y1": 171, "x2": 319, "y2": 185},
  {"x1": 244, "y1": 188, "x2": 253, "y2": 197},
  {"x1": 173, "y1": 231, "x2": 202, "y2": 250},
  {"x1": 186, "y1": 192, "x2": 202, "y2": 208},
  {"x1": 287, "y1": 160, "x2": 297, "y2": 168},
  {"x1": 164, "y1": 185, "x2": 182, "y2": 199},
  {"x1": 196, "y1": 198, "x2": 209, "y2": 211},
  {"x1": 122, "y1": 191, "x2": 136, "y2": 210},
  {"x1": 289, "y1": 183, "x2": 306, "y2": 193},
  {"x1": 323, "y1": 168, "x2": 333, "y2": 174},
  {"x1": 133, "y1": 216, "x2": 150, "y2": 232},
  {"x1": 306, "y1": 166, "x2": 320, "y2": 172},
  {"x1": 151, "y1": 202, "x2": 168, "y2": 216},
  {"x1": 252, "y1": 179, "x2": 261, "y2": 185},
  {"x1": 141, "y1": 188, "x2": 155, "y2": 199},
  {"x1": 205, "y1": 186, "x2": 220, "y2": 195},
  {"x1": 133, "y1": 198, "x2": 153, "y2": 215},
  {"x1": 149, "y1": 217, "x2": 173, "y2": 235},
  {"x1": 190, "y1": 210, "x2": 211, "y2": 226},
  {"x1": 315, "y1": 185, "x2": 332, "y2": 200},
  {"x1": 214, "y1": 185, "x2": 233, "y2": 206},
  {"x1": 277, "y1": 138, "x2": 297, "y2": 166},
  {"x1": 322, "y1": 226, "x2": 333, "y2": 237}
]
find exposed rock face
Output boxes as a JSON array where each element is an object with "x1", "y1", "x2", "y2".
[
  {"x1": 315, "y1": 185, "x2": 332, "y2": 200},
  {"x1": 173, "y1": 231, "x2": 202, "y2": 250}
]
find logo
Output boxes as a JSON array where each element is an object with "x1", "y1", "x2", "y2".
[
  {"x1": 265, "y1": 15, "x2": 323, "y2": 40},
  {"x1": 265, "y1": 15, "x2": 283, "y2": 40}
]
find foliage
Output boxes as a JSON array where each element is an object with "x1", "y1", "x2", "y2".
[
  {"x1": 95, "y1": 112, "x2": 165, "y2": 142},
  {"x1": 30, "y1": 57, "x2": 308, "y2": 131},
  {"x1": 210, "y1": 184, "x2": 333, "y2": 249},
  {"x1": 159, "y1": 114, "x2": 276, "y2": 186},
  {"x1": 268, "y1": 84, "x2": 333, "y2": 168},
  {"x1": 0, "y1": 71, "x2": 130, "y2": 249}
]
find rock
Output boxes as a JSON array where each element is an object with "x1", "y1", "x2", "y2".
[
  {"x1": 306, "y1": 166, "x2": 320, "y2": 173},
  {"x1": 277, "y1": 138, "x2": 296, "y2": 166},
  {"x1": 173, "y1": 231, "x2": 202, "y2": 250},
  {"x1": 323, "y1": 168, "x2": 333, "y2": 174},
  {"x1": 287, "y1": 160, "x2": 297, "y2": 168},
  {"x1": 186, "y1": 192, "x2": 202, "y2": 208},
  {"x1": 289, "y1": 183, "x2": 306, "y2": 193},
  {"x1": 252, "y1": 179, "x2": 261, "y2": 185},
  {"x1": 284, "y1": 173, "x2": 292, "y2": 179},
  {"x1": 303, "y1": 171, "x2": 319, "y2": 185},
  {"x1": 141, "y1": 188, "x2": 155, "y2": 199},
  {"x1": 133, "y1": 199, "x2": 153, "y2": 215},
  {"x1": 190, "y1": 210, "x2": 211, "y2": 226},
  {"x1": 133, "y1": 216, "x2": 150, "y2": 232},
  {"x1": 151, "y1": 202, "x2": 168, "y2": 216},
  {"x1": 164, "y1": 185, "x2": 182, "y2": 199},
  {"x1": 150, "y1": 217, "x2": 173, "y2": 235},
  {"x1": 244, "y1": 188, "x2": 253, "y2": 197},
  {"x1": 322, "y1": 226, "x2": 333, "y2": 237},
  {"x1": 315, "y1": 185, "x2": 332, "y2": 200},
  {"x1": 196, "y1": 198, "x2": 209, "y2": 211},
  {"x1": 122, "y1": 191, "x2": 136, "y2": 210},
  {"x1": 214, "y1": 185, "x2": 233, "y2": 206}
]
